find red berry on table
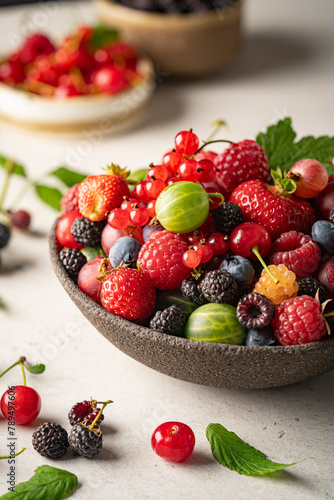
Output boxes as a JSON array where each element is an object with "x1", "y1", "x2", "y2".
[
  {"x1": 151, "y1": 421, "x2": 195, "y2": 463},
  {"x1": 9, "y1": 210, "x2": 31, "y2": 230},
  {"x1": 286, "y1": 159, "x2": 328, "y2": 198},
  {"x1": 108, "y1": 208, "x2": 130, "y2": 230},
  {"x1": 272, "y1": 295, "x2": 327, "y2": 345},
  {"x1": 214, "y1": 139, "x2": 269, "y2": 197},
  {"x1": 230, "y1": 222, "x2": 271, "y2": 260},
  {"x1": 174, "y1": 130, "x2": 200, "y2": 157},
  {"x1": 101, "y1": 267, "x2": 156, "y2": 321},
  {"x1": 56, "y1": 210, "x2": 83, "y2": 249},
  {"x1": 137, "y1": 230, "x2": 192, "y2": 290},
  {"x1": 1, "y1": 386, "x2": 41, "y2": 425},
  {"x1": 78, "y1": 173, "x2": 130, "y2": 222},
  {"x1": 61, "y1": 183, "x2": 80, "y2": 214}
]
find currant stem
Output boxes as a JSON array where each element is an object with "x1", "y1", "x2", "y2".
[
  {"x1": 251, "y1": 246, "x2": 279, "y2": 284},
  {"x1": 89, "y1": 400, "x2": 113, "y2": 431},
  {"x1": 195, "y1": 139, "x2": 233, "y2": 155},
  {"x1": 0, "y1": 448, "x2": 26, "y2": 459},
  {"x1": 0, "y1": 158, "x2": 15, "y2": 213},
  {"x1": 0, "y1": 357, "x2": 25, "y2": 379}
]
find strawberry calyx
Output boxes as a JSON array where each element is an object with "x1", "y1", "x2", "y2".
[
  {"x1": 271, "y1": 167, "x2": 297, "y2": 195},
  {"x1": 105, "y1": 163, "x2": 130, "y2": 180}
]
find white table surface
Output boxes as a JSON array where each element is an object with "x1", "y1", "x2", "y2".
[{"x1": 1, "y1": 1, "x2": 334, "y2": 499}]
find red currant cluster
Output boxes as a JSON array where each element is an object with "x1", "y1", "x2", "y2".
[{"x1": 182, "y1": 230, "x2": 229, "y2": 268}]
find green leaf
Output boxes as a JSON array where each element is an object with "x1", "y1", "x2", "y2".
[
  {"x1": 0, "y1": 156, "x2": 26, "y2": 177},
  {"x1": 127, "y1": 168, "x2": 148, "y2": 183},
  {"x1": 206, "y1": 423, "x2": 300, "y2": 476},
  {"x1": 25, "y1": 363, "x2": 45, "y2": 374},
  {"x1": 50, "y1": 167, "x2": 86, "y2": 188},
  {"x1": 35, "y1": 185, "x2": 63, "y2": 211},
  {"x1": 89, "y1": 25, "x2": 119, "y2": 50},
  {"x1": 80, "y1": 246, "x2": 106, "y2": 262},
  {"x1": 0, "y1": 465, "x2": 78, "y2": 500},
  {"x1": 288, "y1": 136, "x2": 334, "y2": 170}
]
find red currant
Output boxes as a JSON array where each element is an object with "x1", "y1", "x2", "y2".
[
  {"x1": 208, "y1": 233, "x2": 229, "y2": 255},
  {"x1": 145, "y1": 179, "x2": 166, "y2": 199},
  {"x1": 183, "y1": 229, "x2": 205, "y2": 245},
  {"x1": 167, "y1": 177, "x2": 183, "y2": 186},
  {"x1": 147, "y1": 199, "x2": 156, "y2": 218},
  {"x1": 108, "y1": 208, "x2": 130, "y2": 230},
  {"x1": 92, "y1": 65, "x2": 128, "y2": 94},
  {"x1": 151, "y1": 421, "x2": 195, "y2": 463},
  {"x1": 193, "y1": 241, "x2": 213, "y2": 263},
  {"x1": 197, "y1": 159, "x2": 216, "y2": 183},
  {"x1": 120, "y1": 197, "x2": 138, "y2": 213},
  {"x1": 56, "y1": 210, "x2": 83, "y2": 249},
  {"x1": 129, "y1": 204, "x2": 150, "y2": 227},
  {"x1": 147, "y1": 165, "x2": 168, "y2": 182},
  {"x1": 175, "y1": 130, "x2": 200, "y2": 157},
  {"x1": 182, "y1": 249, "x2": 201, "y2": 268},
  {"x1": 1, "y1": 386, "x2": 41, "y2": 425},
  {"x1": 163, "y1": 151, "x2": 183, "y2": 174},
  {"x1": 178, "y1": 160, "x2": 201, "y2": 182},
  {"x1": 134, "y1": 181, "x2": 150, "y2": 203}
]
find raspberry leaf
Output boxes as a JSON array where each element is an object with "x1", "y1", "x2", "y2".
[
  {"x1": 34, "y1": 185, "x2": 63, "y2": 211},
  {"x1": 0, "y1": 465, "x2": 78, "y2": 499},
  {"x1": 206, "y1": 423, "x2": 300, "y2": 476},
  {"x1": 49, "y1": 167, "x2": 86, "y2": 188}
]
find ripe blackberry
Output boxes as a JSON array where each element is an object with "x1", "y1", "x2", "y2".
[
  {"x1": 69, "y1": 400, "x2": 104, "y2": 426},
  {"x1": 69, "y1": 422, "x2": 103, "y2": 458},
  {"x1": 150, "y1": 305, "x2": 186, "y2": 336},
  {"x1": 297, "y1": 277, "x2": 328, "y2": 304},
  {"x1": 60, "y1": 247, "x2": 87, "y2": 279},
  {"x1": 199, "y1": 269, "x2": 237, "y2": 303},
  {"x1": 181, "y1": 275, "x2": 207, "y2": 305},
  {"x1": 329, "y1": 207, "x2": 334, "y2": 224},
  {"x1": 0, "y1": 222, "x2": 11, "y2": 249},
  {"x1": 71, "y1": 216, "x2": 105, "y2": 247},
  {"x1": 32, "y1": 422, "x2": 69, "y2": 459},
  {"x1": 212, "y1": 202, "x2": 243, "y2": 235},
  {"x1": 236, "y1": 292, "x2": 274, "y2": 329}
]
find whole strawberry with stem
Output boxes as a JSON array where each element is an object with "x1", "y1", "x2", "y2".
[
  {"x1": 229, "y1": 171, "x2": 316, "y2": 240},
  {"x1": 78, "y1": 165, "x2": 130, "y2": 222}
]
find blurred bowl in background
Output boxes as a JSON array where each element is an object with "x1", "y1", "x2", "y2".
[{"x1": 94, "y1": 0, "x2": 242, "y2": 77}]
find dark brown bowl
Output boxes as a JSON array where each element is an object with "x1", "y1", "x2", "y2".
[{"x1": 50, "y1": 221, "x2": 334, "y2": 389}]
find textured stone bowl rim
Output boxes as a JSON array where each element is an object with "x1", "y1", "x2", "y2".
[{"x1": 50, "y1": 221, "x2": 334, "y2": 389}]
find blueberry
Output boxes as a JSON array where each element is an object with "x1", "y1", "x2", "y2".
[
  {"x1": 245, "y1": 326, "x2": 277, "y2": 347},
  {"x1": 109, "y1": 236, "x2": 142, "y2": 268},
  {"x1": 0, "y1": 223, "x2": 11, "y2": 249},
  {"x1": 311, "y1": 220, "x2": 334, "y2": 255},
  {"x1": 219, "y1": 255, "x2": 255, "y2": 289}
]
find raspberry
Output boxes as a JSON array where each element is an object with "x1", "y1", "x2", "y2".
[
  {"x1": 253, "y1": 264, "x2": 298, "y2": 306},
  {"x1": 137, "y1": 230, "x2": 192, "y2": 290},
  {"x1": 59, "y1": 247, "x2": 87, "y2": 279},
  {"x1": 236, "y1": 292, "x2": 274, "y2": 329},
  {"x1": 9, "y1": 210, "x2": 31, "y2": 230},
  {"x1": 69, "y1": 400, "x2": 104, "y2": 426},
  {"x1": 71, "y1": 216, "x2": 105, "y2": 247},
  {"x1": 269, "y1": 231, "x2": 321, "y2": 279},
  {"x1": 149, "y1": 305, "x2": 186, "y2": 336},
  {"x1": 272, "y1": 295, "x2": 327, "y2": 345},
  {"x1": 69, "y1": 422, "x2": 102, "y2": 458},
  {"x1": 212, "y1": 202, "x2": 243, "y2": 235},
  {"x1": 61, "y1": 183, "x2": 80, "y2": 214},
  {"x1": 100, "y1": 267, "x2": 156, "y2": 320},
  {"x1": 32, "y1": 422, "x2": 69, "y2": 459},
  {"x1": 297, "y1": 277, "x2": 328, "y2": 303},
  {"x1": 199, "y1": 269, "x2": 237, "y2": 303},
  {"x1": 181, "y1": 275, "x2": 207, "y2": 305}
]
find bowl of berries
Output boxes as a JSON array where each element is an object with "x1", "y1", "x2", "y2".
[
  {"x1": 50, "y1": 121, "x2": 334, "y2": 389},
  {"x1": 94, "y1": 0, "x2": 242, "y2": 76},
  {"x1": 0, "y1": 26, "x2": 154, "y2": 133}
]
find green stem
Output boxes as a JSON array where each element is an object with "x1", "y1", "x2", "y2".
[
  {"x1": 208, "y1": 193, "x2": 225, "y2": 202},
  {"x1": 323, "y1": 312, "x2": 334, "y2": 318},
  {"x1": 195, "y1": 139, "x2": 233, "y2": 155},
  {"x1": 0, "y1": 356, "x2": 26, "y2": 379},
  {"x1": 19, "y1": 361, "x2": 26, "y2": 386},
  {"x1": 205, "y1": 120, "x2": 228, "y2": 143},
  {"x1": 0, "y1": 448, "x2": 26, "y2": 459},
  {"x1": 9, "y1": 178, "x2": 36, "y2": 211},
  {"x1": 89, "y1": 400, "x2": 113, "y2": 431},
  {"x1": 0, "y1": 158, "x2": 15, "y2": 212},
  {"x1": 251, "y1": 246, "x2": 279, "y2": 284}
]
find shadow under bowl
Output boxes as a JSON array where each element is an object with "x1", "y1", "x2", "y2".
[{"x1": 50, "y1": 221, "x2": 334, "y2": 390}]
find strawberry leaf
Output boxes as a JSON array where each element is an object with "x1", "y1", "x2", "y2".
[
  {"x1": 49, "y1": 167, "x2": 86, "y2": 188},
  {"x1": 35, "y1": 185, "x2": 63, "y2": 211},
  {"x1": 206, "y1": 423, "x2": 300, "y2": 476}
]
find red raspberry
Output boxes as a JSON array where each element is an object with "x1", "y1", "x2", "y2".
[
  {"x1": 9, "y1": 210, "x2": 31, "y2": 230},
  {"x1": 61, "y1": 184, "x2": 80, "y2": 214},
  {"x1": 269, "y1": 231, "x2": 321, "y2": 279},
  {"x1": 272, "y1": 295, "x2": 327, "y2": 346},
  {"x1": 137, "y1": 230, "x2": 192, "y2": 290},
  {"x1": 214, "y1": 140, "x2": 269, "y2": 197},
  {"x1": 101, "y1": 267, "x2": 156, "y2": 321}
]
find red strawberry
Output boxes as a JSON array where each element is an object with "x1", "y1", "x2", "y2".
[
  {"x1": 100, "y1": 267, "x2": 156, "y2": 321},
  {"x1": 229, "y1": 179, "x2": 316, "y2": 240},
  {"x1": 214, "y1": 140, "x2": 269, "y2": 197},
  {"x1": 78, "y1": 171, "x2": 130, "y2": 222}
]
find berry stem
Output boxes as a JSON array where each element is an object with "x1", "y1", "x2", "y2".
[
  {"x1": 20, "y1": 360, "x2": 26, "y2": 386},
  {"x1": 205, "y1": 120, "x2": 228, "y2": 143},
  {"x1": 323, "y1": 312, "x2": 334, "y2": 318},
  {"x1": 251, "y1": 246, "x2": 279, "y2": 284},
  {"x1": 0, "y1": 158, "x2": 15, "y2": 213},
  {"x1": 0, "y1": 447, "x2": 26, "y2": 459},
  {"x1": 0, "y1": 356, "x2": 26, "y2": 379},
  {"x1": 89, "y1": 400, "x2": 113, "y2": 430},
  {"x1": 194, "y1": 139, "x2": 233, "y2": 156},
  {"x1": 9, "y1": 178, "x2": 36, "y2": 211},
  {"x1": 208, "y1": 193, "x2": 225, "y2": 202}
]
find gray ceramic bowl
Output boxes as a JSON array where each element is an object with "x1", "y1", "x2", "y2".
[{"x1": 50, "y1": 222, "x2": 334, "y2": 390}]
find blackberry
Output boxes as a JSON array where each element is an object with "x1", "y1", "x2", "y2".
[
  {"x1": 212, "y1": 202, "x2": 243, "y2": 235},
  {"x1": 32, "y1": 422, "x2": 69, "y2": 459},
  {"x1": 236, "y1": 292, "x2": 274, "y2": 330},
  {"x1": 150, "y1": 304, "x2": 186, "y2": 336},
  {"x1": 297, "y1": 277, "x2": 328, "y2": 304},
  {"x1": 181, "y1": 275, "x2": 207, "y2": 305},
  {"x1": 0, "y1": 222, "x2": 11, "y2": 249},
  {"x1": 199, "y1": 269, "x2": 237, "y2": 303},
  {"x1": 69, "y1": 422, "x2": 103, "y2": 458},
  {"x1": 59, "y1": 247, "x2": 87, "y2": 279},
  {"x1": 69, "y1": 400, "x2": 104, "y2": 426},
  {"x1": 71, "y1": 217, "x2": 105, "y2": 247},
  {"x1": 329, "y1": 207, "x2": 334, "y2": 224}
]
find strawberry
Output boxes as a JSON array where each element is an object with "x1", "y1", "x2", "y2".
[
  {"x1": 214, "y1": 140, "x2": 269, "y2": 197},
  {"x1": 78, "y1": 169, "x2": 130, "y2": 222},
  {"x1": 100, "y1": 267, "x2": 156, "y2": 321},
  {"x1": 229, "y1": 179, "x2": 316, "y2": 240}
]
